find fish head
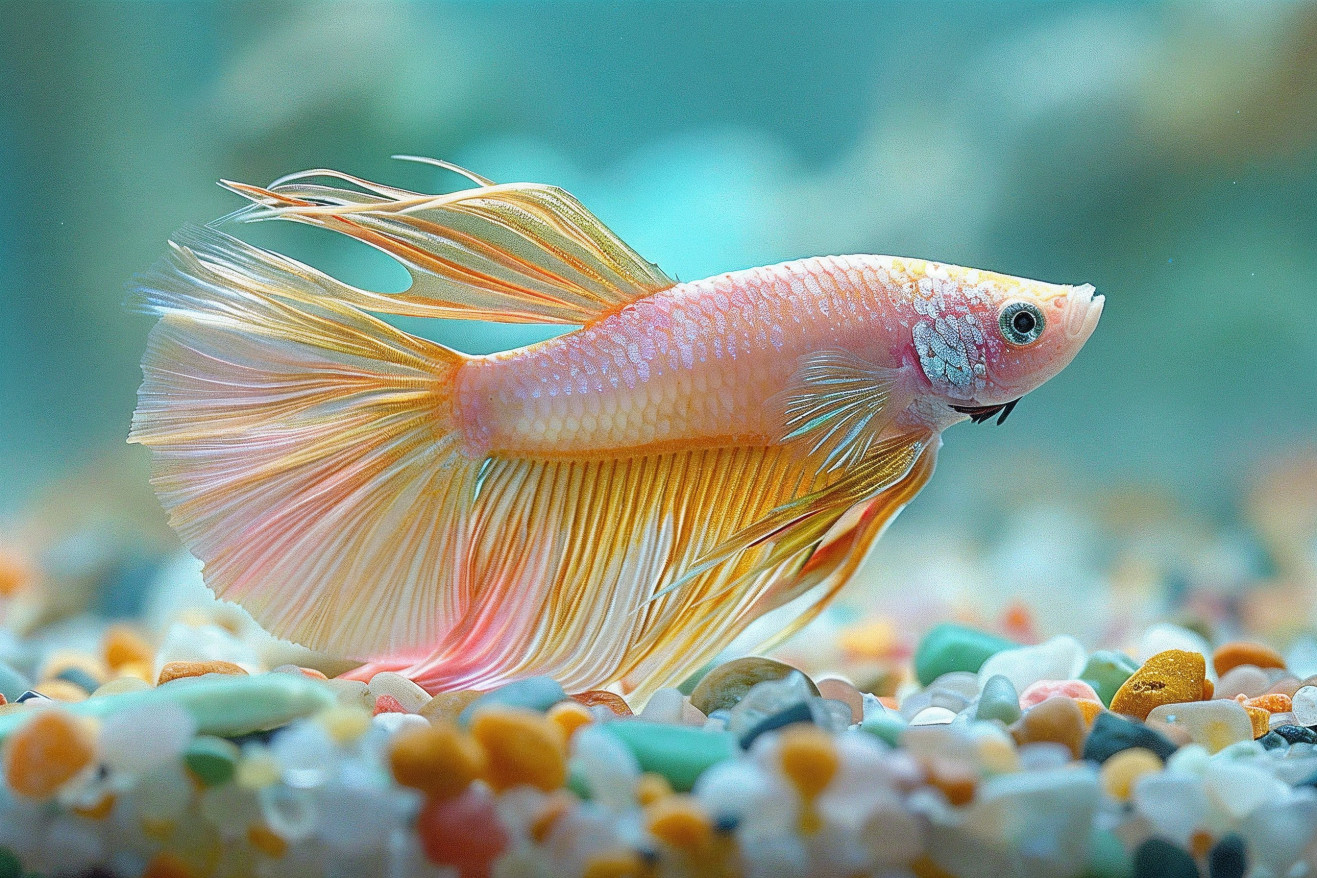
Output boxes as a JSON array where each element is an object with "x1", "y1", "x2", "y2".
[{"x1": 901, "y1": 261, "x2": 1103, "y2": 423}]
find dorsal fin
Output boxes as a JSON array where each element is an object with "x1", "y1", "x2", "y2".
[{"x1": 222, "y1": 161, "x2": 674, "y2": 326}]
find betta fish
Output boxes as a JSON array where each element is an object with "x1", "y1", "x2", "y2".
[{"x1": 129, "y1": 160, "x2": 1102, "y2": 699}]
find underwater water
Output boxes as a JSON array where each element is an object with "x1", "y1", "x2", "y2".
[{"x1": 1, "y1": 3, "x2": 1317, "y2": 877}]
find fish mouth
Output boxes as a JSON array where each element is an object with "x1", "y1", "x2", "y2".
[
  {"x1": 951, "y1": 398, "x2": 1021, "y2": 425},
  {"x1": 1066, "y1": 285, "x2": 1104, "y2": 339}
]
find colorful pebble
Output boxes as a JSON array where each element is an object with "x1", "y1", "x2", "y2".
[
  {"x1": 1212, "y1": 641, "x2": 1285, "y2": 677},
  {"x1": 468, "y1": 706, "x2": 566, "y2": 792},
  {"x1": 1, "y1": 708, "x2": 95, "y2": 799},
  {"x1": 389, "y1": 719, "x2": 487, "y2": 799},
  {"x1": 1110, "y1": 650, "x2": 1207, "y2": 720},
  {"x1": 913, "y1": 624, "x2": 1016, "y2": 686},
  {"x1": 688, "y1": 656, "x2": 818, "y2": 715}
]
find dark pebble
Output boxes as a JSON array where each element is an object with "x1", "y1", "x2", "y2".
[
  {"x1": 1258, "y1": 731, "x2": 1288, "y2": 750},
  {"x1": 73, "y1": 868, "x2": 119, "y2": 878},
  {"x1": 1208, "y1": 833, "x2": 1247, "y2": 878},
  {"x1": 739, "y1": 701, "x2": 814, "y2": 749},
  {"x1": 0, "y1": 847, "x2": 19, "y2": 878},
  {"x1": 15, "y1": 690, "x2": 51, "y2": 704},
  {"x1": 1133, "y1": 837, "x2": 1200, "y2": 878},
  {"x1": 224, "y1": 726, "x2": 284, "y2": 748},
  {"x1": 1271, "y1": 725, "x2": 1317, "y2": 745},
  {"x1": 713, "y1": 814, "x2": 740, "y2": 833},
  {"x1": 54, "y1": 667, "x2": 100, "y2": 694},
  {"x1": 1083, "y1": 711, "x2": 1179, "y2": 763}
]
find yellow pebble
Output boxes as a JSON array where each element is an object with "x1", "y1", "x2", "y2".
[
  {"x1": 158, "y1": 660, "x2": 247, "y2": 685},
  {"x1": 635, "y1": 772, "x2": 673, "y2": 807},
  {"x1": 142, "y1": 852, "x2": 195, "y2": 878},
  {"x1": 418, "y1": 690, "x2": 483, "y2": 723},
  {"x1": 1101, "y1": 747, "x2": 1163, "y2": 801},
  {"x1": 469, "y1": 706, "x2": 567, "y2": 792},
  {"x1": 234, "y1": 751, "x2": 281, "y2": 789},
  {"x1": 778, "y1": 724, "x2": 838, "y2": 801},
  {"x1": 1109, "y1": 650, "x2": 1206, "y2": 721},
  {"x1": 71, "y1": 793, "x2": 115, "y2": 820},
  {"x1": 33, "y1": 679, "x2": 90, "y2": 703},
  {"x1": 316, "y1": 705, "x2": 371, "y2": 744},
  {"x1": 92, "y1": 676, "x2": 152, "y2": 698},
  {"x1": 1244, "y1": 705, "x2": 1270, "y2": 739},
  {"x1": 103, "y1": 625, "x2": 154, "y2": 670},
  {"x1": 247, "y1": 824, "x2": 287, "y2": 858},
  {"x1": 1076, "y1": 700, "x2": 1105, "y2": 726},
  {"x1": 115, "y1": 661, "x2": 155, "y2": 683},
  {"x1": 646, "y1": 794, "x2": 713, "y2": 849},
  {"x1": 582, "y1": 850, "x2": 646, "y2": 878},
  {"x1": 389, "y1": 720, "x2": 487, "y2": 800},
  {"x1": 547, "y1": 700, "x2": 595, "y2": 741},
  {"x1": 2, "y1": 708, "x2": 96, "y2": 800}
]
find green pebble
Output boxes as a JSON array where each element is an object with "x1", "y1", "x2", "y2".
[
  {"x1": 859, "y1": 711, "x2": 907, "y2": 747},
  {"x1": 913, "y1": 624, "x2": 1017, "y2": 686},
  {"x1": 458, "y1": 677, "x2": 566, "y2": 727},
  {"x1": 976, "y1": 674, "x2": 1022, "y2": 725},
  {"x1": 184, "y1": 735, "x2": 240, "y2": 787},
  {"x1": 599, "y1": 720, "x2": 737, "y2": 792},
  {"x1": 0, "y1": 673, "x2": 336, "y2": 743},
  {"x1": 0, "y1": 847, "x2": 19, "y2": 878},
  {"x1": 1080, "y1": 651, "x2": 1139, "y2": 706},
  {"x1": 1083, "y1": 828, "x2": 1133, "y2": 878}
]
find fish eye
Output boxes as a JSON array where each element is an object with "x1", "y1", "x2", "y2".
[{"x1": 998, "y1": 301, "x2": 1045, "y2": 345}]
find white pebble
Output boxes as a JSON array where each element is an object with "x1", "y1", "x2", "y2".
[
  {"x1": 98, "y1": 701, "x2": 196, "y2": 776},
  {"x1": 1204, "y1": 761, "x2": 1290, "y2": 820},
  {"x1": 367, "y1": 672, "x2": 430, "y2": 713},
  {"x1": 371, "y1": 712, "x2": 429, "y2": 737},
  {"x1": 1138, "y1": 623, "x2": 1211, "y2": 669},
  {"x1": 909, "y1": 706, "x2": 957, "y2": 726},
  {"x1": 638, "y1": 687, "x2": 685, "y2": 724},
  {"x1": 977, "y1": 636, "x2": 1086, "y2": 694},
  {"x1": 1216, "y1": 665, "x2": 1271, "y2": 699},
  {"x1": 1292, "y1": 686, "x2": 1317, "y2": 725},
  {"x1": 571, "y1": 725, "x2": 640, "y2": 813}
]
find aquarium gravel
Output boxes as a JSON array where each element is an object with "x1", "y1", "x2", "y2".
[{"x1": 4, "y1": 592, "x2": 1317, "y2": 878}]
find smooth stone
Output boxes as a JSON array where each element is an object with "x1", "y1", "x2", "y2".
[
  {"x1": 419, "y1": 690, "x2": 482, "y2": 723},
  {"x1": 1147, "y1": 700, "x2": 1252, "y2": 754},
  {"x1": 638, "y1": 687, "x2": 685, "y2": 724},
  {"x1": 1132, "y1": 838, "x2": 1199, "y2": 878},
  {"x1": 0, "y1": 847, "x2": 19, "y2": 878},
  {"x1": 1085, "y1": 827, "x2": 1133, "y2": 878},
  {"x1": 1204, "y1": 761, "x2": 1288, "y2": 821},
  {"x1": 1020, "y1": 678, "x2": 1101, "y2": 710},
  {"x1": 724, "y1": 673, "x2": 822, "y2": 737},
  {"x1": 1207, "y1": 832, "x2": 1247, "y2": 878},
  {"x1": 0, "y1": 664, "x2": 28, "y2": 703},
  {"x1": 1110, "y1": 650, "x2": 1206, "y2": 720},
  {"x1": 909, "y1": 706, "x2": 958, "y2": 726},
  {"x1": 184, "y1": 735, "x2": 240, "y2": 787},
  {"x1": 815, "y1": 678, "x2": 863, "y2": 724},
  {"x1": 1216, "y1": 665, "x2": 1271, "y2": 700},
  {"x1": 1083, "y1": 711, "x2": 1179, "y2": 764},
  {"x1": 1080, "y1": 651, "x2": 1139, "y2": 707},
  {"x1": 1133, "y1": 772, "x2": 1209, "y2": 846},
  {"x1": 366, "y1": 672, "x2": 430, "y2": 713},
  {"x1": 677, "y1": 662, "x2": 714, "y2": 696},
  {"x1": 689, "y1": 657, "x2": 817, "y2": 715},
  {"x1": 1010, "y1": 696, "x2": 1085, "y2": 758},
  {"x1": 978, "y1": 636, "x2": 1086, "y2": 695},
  {"x1": 458, "y1": 677, "x2": 566, "y2": 727},
  {"x1": 913, "y1": 624, "x2": 1016, "y2": 687},
  {"x1": 0, "y1": 672, "x2": 335, "y2": 742},
  {"x1": 599, "y1": 720, "x2": 737, "y2": 792},
  {"x1": 859, "y1": 711, "x2": 907, "y2": 747},
  {"x1": 976, "y1": 674, "x2": 1022, "y2": 725},
  {"x1": 98, "y1": 700, "x2": 197, "y2": 775},
  {"x1": 1291, "y1": 685, "x2": 1317, "y2": 725},
  {"x1": 961, "y1": 767, "x2": 1099, "y2": 875},
  {"x1": 1213, "y1": 641, "x2": 1285, "y2": 677},
  {"x1": 52, "y1": 668, "x2": 99, "y2": 695},
  {"x1": 739, "y1": 701, "x2": 814, "y2": 749},
  {"x1": 1272, "y1": 724, "x2": 1317, "y2": 745},
  {"x1": 1258, "y1": 731, "x2": 1287, "y2": 750}
]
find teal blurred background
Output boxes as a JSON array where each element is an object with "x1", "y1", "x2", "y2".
[{"x1": 2, "y1": 0, "x2": 1315, "y2": 538}]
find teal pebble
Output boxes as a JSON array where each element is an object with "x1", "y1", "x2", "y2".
[
  {"x1": 599, "y1": 720, "x2": 737, "y2": 792},
  {"x1": 0, "y1": 662, "x2": 29, "y2": 703},
  {"x1": 913, "y1": 624, "x2": 1016, "y2": 687},
  {"x1": 458, "y1": 676, "x2": 566, "y2": 727},
  {"x1": 54, "y1": 667, "x2": 99, "y2": 694},
  {"x1": 0, "y1": 847, "x2": 18, "y2": 878},
  {"x1": 0, "y1": 673, "x2": 335, "y2": 743},
  {"x1": 1083, "y1": 827, "x2": 1133, "y2": 878},
  {"x1": 975, "y1": 674, "x2": 1022, "y2": 725},
  {"x1": 1080, "y1": 651, "x2": 1139, "y2": 706},
  {"x1": 859, "y1": 711, "x2": 907, "y2": 747},
  {"x1": 1132, "y1": 838, "x2": 1198, "y2": 878},
  {"x1": 184, "y1": 735, "x2": 240, "y2": 787}
]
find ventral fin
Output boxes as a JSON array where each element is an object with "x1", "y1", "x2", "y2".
[
  {"x1": 776, "y1": 349, "x2": 906, "y2": 472},
  {"x1": 222, "y1": 160, "x2": 675, "y2": 326}
]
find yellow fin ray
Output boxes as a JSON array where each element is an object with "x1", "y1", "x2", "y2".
[{"x1": 224, "y1": 163, "x2": 674, "y2": 325}]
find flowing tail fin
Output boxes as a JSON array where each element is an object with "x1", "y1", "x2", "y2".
[{"x1": 129, "y1": 225, "x2": 477, "y2": 657}]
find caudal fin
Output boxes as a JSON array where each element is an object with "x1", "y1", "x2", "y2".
[{"x1": 129, "y1": 225, "x2": 476, "y2": 657}]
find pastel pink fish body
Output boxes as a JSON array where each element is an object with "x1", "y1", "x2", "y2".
[{"x1": 129, "y1": 163, "x2": 1102, "y2": 698}]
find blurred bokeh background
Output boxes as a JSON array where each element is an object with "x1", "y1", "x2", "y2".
[{"x1": 2, "y1": 2, "x2": 1315, "y2": 665}]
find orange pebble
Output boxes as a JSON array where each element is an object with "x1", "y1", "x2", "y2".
[
  {"x1": 635, "y1": 772, "x2": 673, "y2": 806},
  {"x1": 1245, "y1": 706, "x2": 1271, "y2": 739},
  {"x1": 927, "y1": 757, "x2": 977, "y2": 806},
  {"x1": 2, "y1": 708, "x2": 96, "y2": 799},
  {"x1": 1076, "y1": 700, "x2": 1105, "y2": 726},
  {"x1": 1246, "y1": 693, "x2": 1292, "y2": 713},
  {"x1": 115, "y1": 660, "x2": 154, "y2": 683},
  {"x1": 778, "y1": 724, "x2": 839, "y2": 801},
  {"x1": 1202, "y1": 677, "x2": 1214, "y2": 700},
  {"x1": 582, "y1": 850, "x2": 647, "y2": 878},
  {"x1": 71, "y1": 793, "x2": 115, "y2": 820},
  {"x1": 1190, "y1": 830, "x2": 1215, "y2": 860},
  {"x1": 158, "y1": 660, "x2": 247, "y2": 685},
  {"x1": 388, "y1": 720, "x2": 486, "y2": 800},
  {"x1": 571, "y1": 690, "x2": 633, "y2": 716},
  {"x1": 646, "y1": 795, "x2": 713, "y2": 849},
  {"x1": 469, "y1": 706, "x2": 567, "y2": 792},
  {"x1": 248, "y1": 824, "x2": 287, "y2": 858},
  {"x1": 142, "y1": 852, "x2": 195, "y2": 878},
  {"x1": 0, "y1": 549, "x2": 32, "y2": 597},
  {"x1": 547, "y1": 700, "x2": 594, "y2": 740},
  {"x1": 103, "y1": 626, "x2": 154, "y2": 670},
  {"x1": 1213, "y1": 641, "x2": 1286, "y2": 677},
  {"x1": 530, "y1": 791, "x2": 574, "y2": 843},
  {"x1": 1109, "y1": 650, "x2": 1206, "y2": 721}
]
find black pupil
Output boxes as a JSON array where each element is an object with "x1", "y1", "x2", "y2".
[{"x1": 1012, "y1": 310, "x2": 1036, "y2": 335}]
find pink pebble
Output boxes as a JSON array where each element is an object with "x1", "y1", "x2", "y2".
[
  {"x1": 373, "y1": 694, "x2": 408, "y2": 716},
  {"x1": 418, "y1": 785, "x2": 509, "y2": 877},
  {"x1": 1019, "y1": 679, "x2": 1100, "y2": 709}
]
